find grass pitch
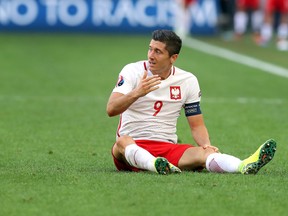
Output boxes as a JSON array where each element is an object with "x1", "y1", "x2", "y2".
[{"x1": 0, "y1": 33, "x2": 287, "y2": 216}]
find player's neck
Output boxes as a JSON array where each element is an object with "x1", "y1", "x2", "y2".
[
  {"x1": 160, "y1": 70, "x2": 171, "y2": 80},
  {"x1": 152, "y1": 66, "x2": 172, "y2": 80}
]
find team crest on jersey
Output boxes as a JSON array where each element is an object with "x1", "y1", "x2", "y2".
[
  {"x1": 116, "y1": 75, "x2": 124, "y2": 87},
  {"x1": 170, "y1": 86, "x2": 181, "y2": 100}
]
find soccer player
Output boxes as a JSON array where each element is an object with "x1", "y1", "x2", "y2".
[
  {"x1": 258, "y1": 0, "x2": 288, "y2": 50},
  {"x1": 233, "y1": 0, "x2": 263, "y2": 39},
  {"x1": 106, "y1": 29, "x2": 276, "y2": 175},
  {"x1": 174, "y1": 0, "x2": 196, "y2": 39}
]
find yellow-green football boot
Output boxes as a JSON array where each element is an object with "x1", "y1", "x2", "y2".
[
  {"x1": 239, "y1": 139, "x2": 276, "y2": 174},
  {"x1": 154, "y1": 157, "x2": 181, "y2": 175}
]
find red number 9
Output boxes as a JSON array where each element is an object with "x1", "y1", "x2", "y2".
[{"x1": 153, "y1": 101, "x2": 163, "y2": 116}]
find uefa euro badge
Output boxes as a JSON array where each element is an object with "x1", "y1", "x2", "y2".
[
  {"x1": 170, "y1": 86, "x2": 181, "y2": 100},
  {"x1": 116, "y1": 75, "x2": 124, "y2": 87}
]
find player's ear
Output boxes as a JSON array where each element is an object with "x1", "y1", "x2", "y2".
[{"x1": 170, "y1": 54, "x2": 178, "y2": 64}]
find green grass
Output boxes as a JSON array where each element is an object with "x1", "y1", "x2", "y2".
[{"x1": 0, "y1": 33, "x2": 287, "y2": 216}]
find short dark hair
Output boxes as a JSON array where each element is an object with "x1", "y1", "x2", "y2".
[{"x1": 152, "y1": 29, "x2": 182, "y2": 56}]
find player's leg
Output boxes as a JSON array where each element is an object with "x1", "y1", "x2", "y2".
[
  {"x1": 113, "y1": 135, "x2": 156, "y2": 172},
  {"x1": 250, "y1": 0, "x2": 262, "y2": 32},
  {"x1": 277, "y1": 21, "x2": 288, "y2": 41},
  {"x1": 276, "y1": 6, "x2": 288, "y2": 50},
  {"x1": 174, "y1": 0, "x2": 190, "y2": 39},
  {"x1": 113, "y1": 135, "x2": 181, "y2": 174},
  {"x1": 258, "y1": 0, "x2": 274, "y2": 45},
  {"x1": 251, "y1": 9, "x2": 263, "y2": 34},
  {"x1": 178, "y1": 147, "x2": 242, "y2": 172},
  {"x1": 178, "y1": 139, "x2": 277, "y2": 174},
  {"x1": 234, "y1": 0, "x2": 251, "y2": 38},
  {"x1": 234, "y1": 10, "x2": 248, "y2": 37}
]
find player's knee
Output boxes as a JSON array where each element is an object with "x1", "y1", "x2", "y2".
[
  {"x1": 115, "y1": 135, "x2": 134, "y2": 149},
  {"x1": 193, "y1": 152, "x2": 207, "y2": 168},
  {"x1": 179, "y1": 147, "x2": 205, "y2": 170},
  {"x1": 180, "y1": 147, "x2": 217, "y2": 170},
  {"x1": 203, "y1": 148, "x2": 216, "y2": 159},
  {"x1": 113, "y1": 135, "x2": 135, "y2": 160}
]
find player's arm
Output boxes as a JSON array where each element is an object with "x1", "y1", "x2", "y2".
[
  {"x1": 187, "y1": 114, "x2": 219, "y2": 152},
  {"x1": 106, "y1": 71, "x2": 161, "y2": 117},
  {"x1": 106, "y1": 91, "x2": 139, "y2": 117}
]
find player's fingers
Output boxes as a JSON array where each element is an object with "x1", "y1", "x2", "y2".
[
  {"x1": 147, "y1": 85, "x2": 160, "y2": 93},
  {"x1": 139, "y1": 78, "x2": 160, "y2": 95},
  {"x1": 140, "y1": 71, "x2": 161, "y2": 94},
  {"x1": 142, "y1": 70, "x2": 148, "y2": 80},
  {"x1": 145, "y1": 74, "x2": 161, "y2": 85},
  {"x1": 147, "y1": 77, "x2": 161, "y2": 86},
  {"x1": 142, "y1": 70, "x2": 161, "y2": 82},
  {"x1": 203, "y1": 145, "x2": 219, "y2": 152}
]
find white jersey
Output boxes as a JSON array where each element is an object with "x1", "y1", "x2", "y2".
[{"x1": 113, "y1": 60, "x2": 201, "y2": 143}]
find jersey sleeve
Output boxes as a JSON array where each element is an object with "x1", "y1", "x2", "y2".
[
  {"x1": 185, "y1": 76, "x2": 202, "y2": 104},
  {"x1": 112, "y1": 64, "x2": 136, "y2": 95},
  {"x1": 184, "y1": 76, "x2": 202, "y2": 116}
]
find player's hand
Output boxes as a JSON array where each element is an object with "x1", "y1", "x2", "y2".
[
  {"x1": 135, "y1": 70, "x2": 161, "y2": 97},
  {"x1": 203, "y1": 145, "x2": 220, "y2": 153}
]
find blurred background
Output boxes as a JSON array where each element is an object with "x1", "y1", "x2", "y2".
[
  {"x1": 1, "y1": 0, "x2": 287, "y2": 50},
  {"x1": 0, "y1": 0, "x2": 221, "y2": 34}
]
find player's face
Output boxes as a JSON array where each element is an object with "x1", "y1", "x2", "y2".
[{"x1": 148, "y1": 40, "x2": 178, "y2": 78}]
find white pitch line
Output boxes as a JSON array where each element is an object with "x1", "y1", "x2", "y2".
[
  {"x1": 202, "y1": 97, "x2": 286, "y2": 104},
  {"x1": 0, "y1": 95, "x2": 285, "y2": 104},
  {"x1": 0, "y1": 95, "x2": 103, "y2": 102},
  {"x1": 183, "y1": 37, "x2": 288, "y2": 79}
]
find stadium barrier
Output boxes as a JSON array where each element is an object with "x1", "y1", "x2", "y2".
[{"x1": 0, "y1": 0, "x2": 219, "y2": 34}]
